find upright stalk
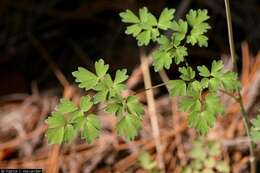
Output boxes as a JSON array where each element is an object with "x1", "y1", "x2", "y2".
[
  {"x1": 224, "y1": 0, "x2": 237, "y2": 71},
  {"x1": 224, "y1": 0, "x2": 256, "y2": 172}
]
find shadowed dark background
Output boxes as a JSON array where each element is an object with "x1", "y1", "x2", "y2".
[{"x1": 0, "y1": 0, "x2": 259, "y2": 95}]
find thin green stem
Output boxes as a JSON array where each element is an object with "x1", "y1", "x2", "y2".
[
  {"x1": 134, "y1": 82, "x2": 168, "y2": 95},
  {"x1": 237, "y1": 93, "x2": 256, "y2": 173},
  {"x1": 224, "y1": 1, "x2": 256, "y2": 172},
  {"x1": 224, "y1": 0, "x2": 237, "y2": 72}
]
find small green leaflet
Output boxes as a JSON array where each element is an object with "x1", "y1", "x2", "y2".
[
  {"x1": 152, "y1": 35, "x2": 188, "y2": 71},
  {"x1": 180, "y1": 97, "x2": 201, "y2": 112},
  {"x1": 179, "y1": 66, "x2": 195, "y2": 81},
  {"x1": 158, "y1": 8, "x2": 175, "y2": 30},
  {"x1": 93, "y1": 70, "x2": 128, "y2": 104},
  {"x1": 95, "y1": 59, "x2": 109, "y2": 78},
  {"x1": 80, "y1": 96, "x2": 93, "y2": 112},
  {"x1": 138, "y1": 152, "x2": 157, "y2": 171},
  {"x1": 153, "y1": 49, "x2": 172, "y2": 71},
  {"x1": 120, "y1": 9, "x2": 140, "y2": 23},
  {"x1": 93, "y1": 74, "x2": 114, "y2": 103},
  {"x1": 198, "y1": 60, "x2": 240, "y2": 92},
  {"x1": 56, "y1": 99, "x2": 77, "y2": 113},
  {"x1": 46, "y1": 99, "x2": 79, "y2": 144},
  {"x1": 46, "y1": 96, "x2": 101, "y2": 144},
  {"x1": 167, "y1": 80, "x2": 186, "y2": 96},
  {"x1": 205, "y1": 93, "x2": 224, "y2": 114},
  {"x1": 197, "y1": 65, "x2": 210, "y2": 77},
  {"x1": 116, "y1": 114, "x2": 141, "y2": 140},
  {"x1": 170, "y1": 19, "x2": 188, "y2": 45},
  {"x1": 120, "y1": 7, "x2": 159, "y2": 46},
  {"x1": 186, "y1": 9, "x2": 211, "y2": 47},
  {"x1": 250, "y1": 114, "x2": 260, "y2": 143},
  {"x1": 81, "y1": 114, "x2": 101, "y2": 143},
  {"x1": 126, "y1": 96, "x2": 144, "y2": 117},
  {"x1": 73, "y1": 59, "x2": 110, "y2": 91},
  {"x1": 188, "y1": 110, "x2": 216, "y2": 134},
  {"x1": 72, "y1": 67, "x2": 98, "y2": 91},
  {"x1": 46, "y1": 112, "x2": 65, "y2": 144}
]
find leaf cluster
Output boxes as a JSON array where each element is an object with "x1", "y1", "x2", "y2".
[
  {"x1": 46, "y1": 59, "x2": 144, "y2": 144},
  {"x1": 182, "y1": 139, "x2": 230, "y2": 173},
  {"x1": 250, "y1": 111, "x2": 260, "y2": 143},
  {"x1": 138, "y1": 152, "x2": 160, "y2": 173},
  {"x1": 120, "y1": 7, "x2": 211, "y2": 71},
  {"x1": 167, "y1": 60, "x2": 240, "y2": 134},
  {"x1": 46, "y1": 7, "x2": 242, "y2": 144}
]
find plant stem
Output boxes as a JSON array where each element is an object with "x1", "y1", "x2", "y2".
[
  {"x1": 237, "y1": 93, "x2": 256, "y2": 173},
  {"x1": 224, "y1": 0, "x2": 256, "y2": 172},
  {"x1": 140, "y1": 55, "x2": 165, "y2": 172},
  {"x1": 224, "y1": 0, "x2": 237, "y2": 72},
  {"x1": 134, "y1": 82, "x2": 168, "y2": 95}
]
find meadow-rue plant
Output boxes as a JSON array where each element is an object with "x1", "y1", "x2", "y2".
[{"x1": 45, "y1": 7, "x2": 258, "y2": 147}]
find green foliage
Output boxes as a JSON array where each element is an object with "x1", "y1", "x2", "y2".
[
  {"x1": 46, "y1": 7, "x2": 241, "y2": 145},
  {"x1": 250, "y1": 111, "x2": 260, "y2": 143},
  {"x1": 46, "y1": 59, "x2": 143, "y2": 144},
  {"x1": 138, "y1": 152, "x2": 160, "y2": 173},
  {"x1": 182, "y1": 139, "x2": 230, "y2": 173},
  {"x1": 186, "y1": 9, "x2": 211, "y2": 47},
  {"x1": 119, "y1": 7, "x2": 160, "y2": 46},
  {"x1": 167, "y1": 80, "x2": 186, "y2": 96},
  {"x1": 120, "y1": 8, "x2": 210, "y2": 71}
]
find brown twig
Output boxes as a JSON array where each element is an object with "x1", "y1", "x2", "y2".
[{"x1": 140, "y1": 53, "x2": 165, "y2": 172}]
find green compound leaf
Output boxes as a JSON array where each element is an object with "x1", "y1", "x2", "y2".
[
  {"x1": 80, "y1": 96, "x2": 93, "y2": 112},
  {"x1": 152, "y1": 35, "x2": 188, "y2": 71},
  {"x1": 250, "y1": 114, "x2": 260, "y2": 143},
  {"x1": 179, "y1": 66, "x2": 196, "y2": 81},
  {"x1": 57, "y1": 99, "x2": 77, "y2": 113},
  {"x1": 209, "y1": 60, "x2": 240, "y2": 92},
  {"x1": 72, "y1": 67, "x2": 98, "y2": 90},
  {"x1": 116, "y1": 114, "x2": 141, "y2": 140},
  {"x1": 120, "y1": 7, "x2": 159, "y2": 46},
  {"x1": 105, "y1": 96, "x2": 125, "y2": 117},
  {"x1": 220, "y1": 71, "x2": 240, "y2": 91},
  {"x1": 167, "y1": 80, "x2": 186, "y2": 96},
  {"x1": 158, "y1": 8, "x2": 175, "y2": 30},
  {"x1": 95, "y1": 59, "x2": 109, "y2": 78},
  {"x1": 106, "y1": 95, "x2": 143, "y2": 120},
  {"x1": 186, "y1": 9, "x2": 211, "y2": 47},
  {"x1": 81, "y1": 114, "x2": 101, "y2": 143}
]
